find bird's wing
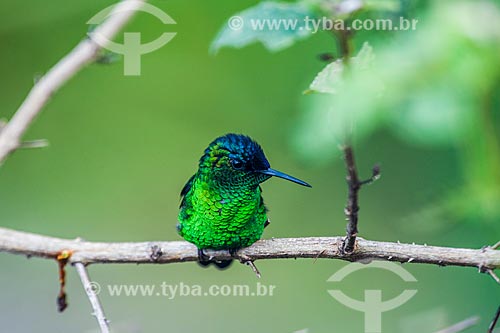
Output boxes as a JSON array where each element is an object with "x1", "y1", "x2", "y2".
[
  {"x1": 179, "y1": 174, "x2": 195, "y2": 209},
  {"x1": 258, "y1": 186, "x2": 268, "y2": 213}
]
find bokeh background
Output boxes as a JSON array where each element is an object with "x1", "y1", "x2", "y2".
[{"x1": 0, "y1": 0, "x2": 499, "y2": 332}]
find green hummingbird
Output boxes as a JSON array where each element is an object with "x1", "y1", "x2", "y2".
[{"x1": 177, "y1": 133, "x2": 311, "y2": 268}]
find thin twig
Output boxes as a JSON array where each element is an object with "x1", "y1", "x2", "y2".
[
  {"x1": 74, "y1": 263, "x2": 110, "y2": 333},
  {"x1": 341, "y1": 146, "x2": 379, "y2": 254},
  {"x1": 341, "y1": 145, "x2": 361, "y2": 253},
  {"x1": 245, "y1": 261, "x2": 262, "y2": 278},
  {"x1": 488, "y1": 305, "x2": 500, "y2": 333},
  {"x1": 18, "y1": 139, "x2": 49, "y2": 149},
  {"x1": 434, "y1": 316, "x2": 480, "y2": 333},
  {"x1": 0, "y1": 0, "x2": 146, "y2": 164},
  {"x1": 332, "y1": 20, "x2": 379, "y2": 255},
  {"x1": 0, "y1": 3, "x2": 147, "y2": 331},
  {"x1": 487, "y1": 269, "x2": 500, "y2": 284},
  {"x1": 332, "y1": 28, "x2": 352, "y2": 65},
  {"x1": 1, "y1": 227, "x2": 499, "y2": 271}
]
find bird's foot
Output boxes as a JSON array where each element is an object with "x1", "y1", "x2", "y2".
[
  {"x1": 197, "y1": 248, "x2": 233, "y2": 269},
  {"x1": 197, "y1": 248, "x2": 212, "y2": 267},
  {"x1": 229, "y1": 248, "x2": 239, "y2": 259}
]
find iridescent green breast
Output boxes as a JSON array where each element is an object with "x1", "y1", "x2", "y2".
[{"x1": 177, "y1": 174, "x2": 268, "y2": 249}]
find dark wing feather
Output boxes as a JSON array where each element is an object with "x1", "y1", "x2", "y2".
[
  {"x1": 179, "y1": 174, "x2": 195, "y2": 209},
  {"x1": 258, "y1": 186, "x2": 268, "y2": 213}
]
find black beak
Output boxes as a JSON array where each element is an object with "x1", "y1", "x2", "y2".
[{"x1": 258, "y1": 168, "x2": 311, "y2": 187}]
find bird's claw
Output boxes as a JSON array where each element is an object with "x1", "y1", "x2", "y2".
[
  {"x1": 197, "y1": 248, "x2": 211, "y2": 267},
  {"x1": 229, "y1": 248, "x2": 239, "y2": 259}
]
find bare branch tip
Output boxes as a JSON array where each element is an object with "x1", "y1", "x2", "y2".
[
  {"x1": 245, "y1": 260, "x2": 261, "y2": 278},
  {"x1": 75, "y1": 263, "x2": 110, "y2": 333},
  {"x1": 19, "y1": 139, "x2": 49, "y2": 149},
  {"x1": 487, "y1": 269, "x2": 500, "y2": 284},
  {"x1": 488, "y1": 305, "x2": 500, "y2": 333},
  {"x1": 434, "y1": 316, "x2": 479, "y2": 333}
]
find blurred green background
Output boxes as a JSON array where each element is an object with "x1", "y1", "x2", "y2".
[{"x1": 0, "y1": 0, "x2": 499, "y2": 332}]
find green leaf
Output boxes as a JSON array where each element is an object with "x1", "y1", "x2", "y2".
[
  {"x1": 294, "y1": 1, "x2": 500, "y2": 163},
  {"x1": 308, "y1": 59, "x2": 344, "y2": 94},
  {"x1": 210, "y1": 2, "x2": 316, "y2": 54},
  {"x1": 308, "y1": 42, "x2": 375, "y2": 94},
  {"x1": 354, "y1": 41, "x2": 375, "y2": 68}
]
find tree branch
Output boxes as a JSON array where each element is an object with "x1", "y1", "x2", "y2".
[
  {"x1": 0, "y1": 0, "x2": 146, "y2": 164},
  {"x1": 75, "y1": 263, "x2": 110, "y2": 333},
  {"x1": 488, "y1": 305, "x2": 500, "y2": 333},
  {"x1": 1, "y1": 227, "x2": 499, "y2": 272},
  {"x1": 342, "y1": 145, "x2": 361, "y2": 253},
  {"x1": 341, "y1": 145, "x2": 380, "y2": 253},
  {"x1": 0, "y1": 2, "x2": 147, "y2": 330},
  {"x1": 434, "y1": 316, "x2": 480, "y2": 333}
]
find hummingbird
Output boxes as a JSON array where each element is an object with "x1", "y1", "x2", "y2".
[{"x1": 177, "y1": 134, "x2": 311, "y2": 269}]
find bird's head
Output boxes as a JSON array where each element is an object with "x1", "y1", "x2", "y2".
[{"x1": 199, "y1": 134, "x2": 311, "y2": 188}]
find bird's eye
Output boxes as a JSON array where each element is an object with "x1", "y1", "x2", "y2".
[{"x1": 231, "y1": 159, "x2": 244, "y2": 170}]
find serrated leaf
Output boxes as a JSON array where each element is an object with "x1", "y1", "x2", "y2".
[
  {"x1": 308, "y1": 42, "x2": 374, "y2": 94},
  {"x1": 210, "y1": 2, "x2": 316, "y2": 54},
  {"x1": 353, "y1": 41, "x2": 375, "y2": 68},
  {"x1": 309, "y1": 59, "x2": 344, "y2": 94}
]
